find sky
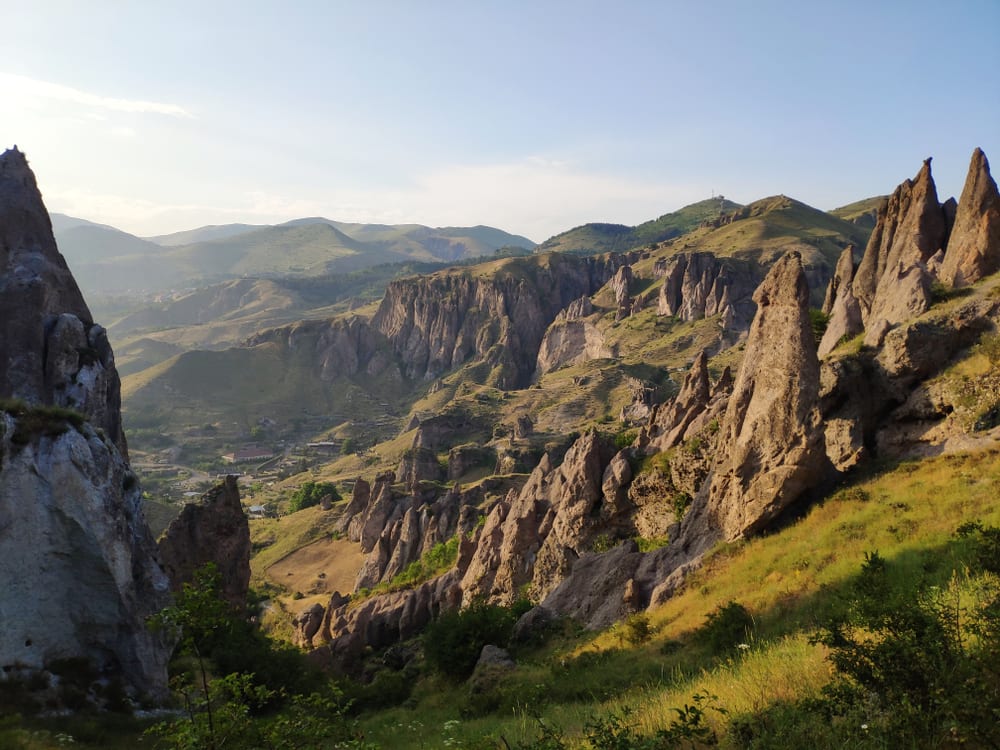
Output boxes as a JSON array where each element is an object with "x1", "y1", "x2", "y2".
[{"x1": 1, "y1": 0, "x2": 998, "y2": 243}]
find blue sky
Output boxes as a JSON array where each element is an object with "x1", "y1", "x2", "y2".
[{"x1": 1, "y1": 0, "x2": 997, "y2": 242}]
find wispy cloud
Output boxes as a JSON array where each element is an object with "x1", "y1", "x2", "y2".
[{"x1": 0, "y1": 72, "x2": 193, "y2": 118}]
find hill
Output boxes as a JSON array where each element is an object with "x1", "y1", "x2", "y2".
[
  {"x1": 537, "y1": 197, "x2": 743, "y2": 255},
  {"x1": 54, "y1": 213, "x2": 537, "y2": 296}
]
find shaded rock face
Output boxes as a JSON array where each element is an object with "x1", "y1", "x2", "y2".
[
  {"x1": 246, "y1": 315, "x2": 399, "y2": 382},
  {"x1": 683, "y1": 252, "x2": 829, "y2": 543},
  {"x1": 0, "y1": 418, "x2": 171, "y2": 697},
  {"x1": 371, "y1": 253, "x2": 625, "y2": 388},
  {"x1": 657, "y1": 253, "x2": 758, "y2": 332},
  {"x1": 0, "y1": 148, "x2": 127, "y2": 453},
  {"x1": 939, "y1": 148, "x2": 1000, "y2": 287},
  {"x1": 0, "y1": 148, "x2": 169, "y2": 698},
  {"x1": 157, "y1": 475, "x2": 251, "y2": 608}
]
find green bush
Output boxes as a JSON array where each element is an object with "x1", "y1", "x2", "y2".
[
  {"x1": 423, "y1": 601, "x2": 525, "y2": 679},
  {"x1": 694, "y1": 601, "x2": 755, "y2": 655},
  {"x1": 287, "y1": 480, "x2": 341, "y2": 513}
]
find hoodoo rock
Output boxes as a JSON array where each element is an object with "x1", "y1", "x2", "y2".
[
  {"x1": 684, "y1": 251, "x2": 829, "y2": 543},
  {"x1": 157, "y1": 475, "x2": 251, "y2": 608},
  {"x1": 0, "y1": 147, "x2": 170, "y2": 699},
  {"x1": 939, "y1": 148, "x2": 1000, "y2": 287},
  {"x1": 852, "y1": 159, "x2": 948, "y2": 344},
  {"x1": 657, "y1": 253, "x2": 758, "y2": 332}
]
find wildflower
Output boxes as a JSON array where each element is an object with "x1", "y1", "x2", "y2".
[
  {"x1": 861, "y1": 723, "x2": 869, "y2": 731},
  {"x1": 737, "y1": 642, "x2": 751, "y2": 650}
]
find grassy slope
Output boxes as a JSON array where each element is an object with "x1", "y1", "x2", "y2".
[
  {"x1": 537, "y1": 198, "x2": 743, "y2": 255},
  {"x1": 357, "y1": 446, "x2": 1000, "y2": 748}
]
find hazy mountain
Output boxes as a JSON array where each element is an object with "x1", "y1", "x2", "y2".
[
  {"x1": 53, "y1": 213, "x2": 537, "y2": 295},
  {"x1": 146, "y1": 223, "x2": 266, "y2": 246}
]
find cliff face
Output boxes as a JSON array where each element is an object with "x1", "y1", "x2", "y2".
[
  {"x1": 0, "y1": 416, "x2": 169, "y2": 695},
  {"x1": 0, "y1": 148, "x2": 127, "y2": 453},
  {"x1": 0, "y1": 148, "x2": 170, "y2": 698},
  {"x1": 371, "y1": 253, "x2": 625, "y2": 388}
]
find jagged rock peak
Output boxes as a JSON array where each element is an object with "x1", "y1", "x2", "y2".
[
  {"x1": 0, "y1": 147, "x2": 127, "y2": 451},
  {"x1": 157, "y1": 475, "x2": 251, "y2": 608},
  {"x1": 852, "y1": 157, "x2": 946, "y2": 341},
  {"x1": 657, "y1": 252, "x2": 758, "y2": 332},
  {"x1": 684, "y1": 251, "x2": 829, "y2": 544},
  {"x1": 940, "y1": 147, "x2": 1000, "y2": 287}
]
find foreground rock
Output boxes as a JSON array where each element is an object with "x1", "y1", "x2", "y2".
[{"x1": 0, "y1": 147, "x2": 170, "y2": 699}]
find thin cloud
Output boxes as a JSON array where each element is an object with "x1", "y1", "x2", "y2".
[{"x1": 0, "y1": 72, "x2": 193, "y2": 118}]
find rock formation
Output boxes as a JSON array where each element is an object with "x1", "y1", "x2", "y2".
[
  {"x1": 657, "y1": 253, "x2": 758, "y2": 332},
  {"x1": 0, "y1": 147, "x2": 169, "y2": 699},
  {"x1": 157, "y1": 475, "x2": 251, "y2": 608},
  {"x1": 939, "y1": 148, "x2": 1000, "y2": 287},
  {"x1": 850, "y1": 159, "x2": 949, "y2": 346},
  {"x1": 818, "y1": 246, "x2": 863, "y2": 356},
  {"x1": 0, "y1": 147, "x2": 127, "y2": 453},
  {"x1": 371, "y1": 253, "x2": 625, "y2": 388},
  {"x1": 682, "y1": 251, "x2": 829, "y2": 543}
]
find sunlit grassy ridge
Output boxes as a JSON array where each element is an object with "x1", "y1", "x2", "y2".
[{"x1": 356, "y1": 446, "x2": 1000, "y2": 748}]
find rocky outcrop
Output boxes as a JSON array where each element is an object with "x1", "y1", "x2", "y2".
[
  {"x1": 371, "y1": 253, "x2": 625, "y2": 388},
  {"x1": 461, "y1": 432, "x2": 615, "y2": 605},
  {"x1": 851, "y1": 159, "x2": 948, "y2": 345},
  {"x1": 939, "y1": 148, "x2": 1000, "y2": 287},
  {"x1": 682, "y1": 251, "x2": 829, "y2": 544},
  {"x1": 0, "y1": 148, "x2": 170, "y2": 699},
  {"x1": 0, "y1": 148, "x2": 127, "y2": 453},
  {"x1": 157, "y1": 475, "x2": 251, "y2": 608},
  {"x1": 535, "y1": 317, "x2": 613, "y2": 375},
  {"x1": 657, "y1": 253, "x2": 758, "y2": 332}
]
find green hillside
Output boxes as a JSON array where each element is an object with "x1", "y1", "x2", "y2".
[
  {"x1": 537, "y1": 198, "x2": 743, "y2": 255},
  {"x1": 829, "y1": 195, "x2": 887, "y2": 230}
]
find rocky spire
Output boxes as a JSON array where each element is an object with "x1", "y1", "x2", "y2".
[
  {"x1": 0, "y1": 147, "x2": 127, "y2": 452},
  {"x1": 818, "y1": 246, "x2": 863, "y2": 356},
  {"x1": 683, "y1": 251, "x2": 828, "y2": 543},
  {"x1": 852, "y1": 159, "x2": 947, "y2": 345},
  {"x1": 939, "y1": 148, "x2": 1000, "y2": 287}
]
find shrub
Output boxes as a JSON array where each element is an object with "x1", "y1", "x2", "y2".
[
  {"x1": 695, "y1": 601, "x2": 755, "y2": 655},
  {"x1": 287, "y1": 481, "x2": 341, "y2": 513},
  {"x1": 423, "y1": 601, "x2": 522, "y2": 679}
]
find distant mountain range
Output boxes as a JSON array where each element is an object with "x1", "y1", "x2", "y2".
[{"x1": 50, "y1": 214, "x2": 537, "y2": 295}]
